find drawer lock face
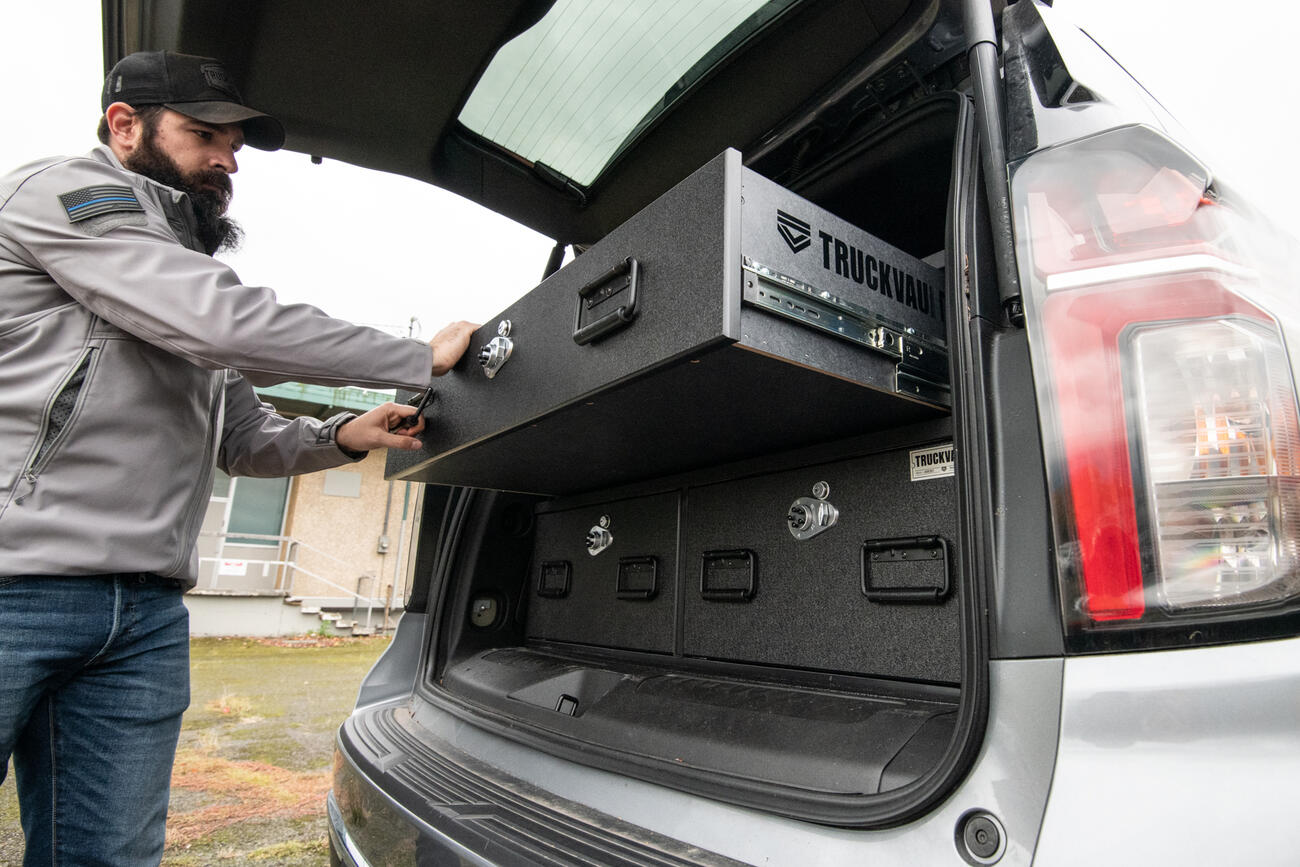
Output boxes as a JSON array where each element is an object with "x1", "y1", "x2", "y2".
[
  {"x1": 478, "y1": 326, "x2": 514, "y2": 379},
  {"x1": 586, "y1": 523, "x2": 614, "y2": 556},
  {"x1": 787, "y1": 482, "x2": 838, "y2": 540}
]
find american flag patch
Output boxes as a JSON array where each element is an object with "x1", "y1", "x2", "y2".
[{"x1": 58, "y1": 185, "x2": 143, "y2": 223}]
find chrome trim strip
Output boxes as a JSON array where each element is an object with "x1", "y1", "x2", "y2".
[
  {"x1": 326, "y1": 792, "x2": 371, "y2": 867},
  {"x1": 1044, "y1": 253, "x2": 1254, "y2": 292}
]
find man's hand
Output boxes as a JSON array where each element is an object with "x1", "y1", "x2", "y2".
[
  {"x1": 336, "y1": 403, "x2": 427, "y2": 453},
  {"x1": 429, "y1": 320, "x2": 480, "y2": 376}
]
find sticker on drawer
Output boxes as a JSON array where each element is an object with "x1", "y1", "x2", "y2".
[{"x1": 909, "y1": 443, "x2": 955, "y2": 481}]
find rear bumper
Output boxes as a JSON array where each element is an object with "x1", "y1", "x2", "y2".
[
  {"x1": 330, "y1": 724, "x2": 506, "y2": 866},
  {"x1": 330, "y1": 704, "x2": 739, "y2": 866},
  {"x1": 328, "y1": 659, "x2": 1066, "y2": 866},
  {"x1": 326, "y1": 792, "x2": 368, "y2": 867}
]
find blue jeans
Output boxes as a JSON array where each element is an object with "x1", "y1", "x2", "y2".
[{"x1": 0, "y1": 574, "x2": 190, "y2": 867}]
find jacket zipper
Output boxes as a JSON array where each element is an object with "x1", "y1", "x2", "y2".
[
  {"x1": 166, "y1": 373, "x2": 223, "y2": 576},
  {"x1": 13, "y1": 347, "x2": 98, "y2": 503}
]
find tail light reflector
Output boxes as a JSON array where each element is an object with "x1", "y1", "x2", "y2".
[
  {"x1": 1129, "y1": 318, "x2": 1300, "y2": 611},
  {"x1": 1011, "y1": 125, "x2": 1300, "y2": 642}
]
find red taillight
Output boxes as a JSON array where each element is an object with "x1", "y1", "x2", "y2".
[{"x1": 1012, "y1": 125, "x2": 1300, "y2": 640}]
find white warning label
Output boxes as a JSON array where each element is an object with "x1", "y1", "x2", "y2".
[{"x1": 909, "y1": 443, "x2": 955, "y2": 481}]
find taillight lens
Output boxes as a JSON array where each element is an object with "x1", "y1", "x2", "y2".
[
  {"x1": 1012, "y1": 125, "x2": 1300, "y2": 643},
  {"x1": 1131, "y1": 318, "x2": 1300, "y2": 611}
]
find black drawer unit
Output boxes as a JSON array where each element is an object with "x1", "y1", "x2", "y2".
[
  {"x1": 516, "y1": 438, "x2": 959, "y2": 681},
  {"x1": 681, "y1": 445, "x2": 960, "y2": 683},
  {"x1": 525, "y1": 491, "x2": 679, "y2": 654},
  {"x1": 387, "y1": 148, "x2": 947, "y2": 495}
]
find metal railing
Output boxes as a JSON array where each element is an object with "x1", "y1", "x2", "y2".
[{"x1": 197, "y1": 531, "x2": 386, "y2": 630}]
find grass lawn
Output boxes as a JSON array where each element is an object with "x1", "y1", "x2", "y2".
[{"x1": 1, "y1": 635, "x2": 392, "y2": 866}]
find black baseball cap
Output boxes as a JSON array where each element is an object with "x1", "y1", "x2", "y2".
[{"x1": 102, "y1": 50, "x2": 285, "y2": 151}]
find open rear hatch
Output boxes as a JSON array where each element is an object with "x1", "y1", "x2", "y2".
[{"x1": 397, "y1": 91, "x2": 987, "y2": 825}]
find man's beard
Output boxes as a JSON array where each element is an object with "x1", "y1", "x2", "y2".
[{"x1": 124, "y1": 130, "x2": 243, "y2": 255}]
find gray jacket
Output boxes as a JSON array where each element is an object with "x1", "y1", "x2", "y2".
[{"x1": 0, "y1": 146, "x2": 433, "y2": 585}]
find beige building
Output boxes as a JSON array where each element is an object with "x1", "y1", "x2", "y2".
[{"x1": 186, "y1": 382, "x2": 427, "y2": 637}]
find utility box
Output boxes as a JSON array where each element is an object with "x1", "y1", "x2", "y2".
[{"x1": 386, "y1": 148, "x2": 947, "y2": 495}]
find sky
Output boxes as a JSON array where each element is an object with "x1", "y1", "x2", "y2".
[
  {"x1": 0, "y1": 3, "x2": 554, "y2": 341},
  {"x1": 3, "y1": 1, "x2": 1299, "y2": 341}
]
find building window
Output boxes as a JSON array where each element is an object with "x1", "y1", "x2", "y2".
[
  {"x1": 323, "y1": 469, "x2": 363, "y2": 498},
  {"x1": 217, "y1": 470, "x2": 291, "y2": 545}
]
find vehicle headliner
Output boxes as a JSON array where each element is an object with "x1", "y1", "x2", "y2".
[{"x1": 102, "y1": 0, "x2": 933, "y2": 244}]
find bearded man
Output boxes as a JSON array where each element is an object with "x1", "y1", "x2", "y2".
[{"x1": 0, "y1": 51, "x2": 475, "y2": 865}]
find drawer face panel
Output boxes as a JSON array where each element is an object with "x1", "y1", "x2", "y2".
[
  {"x1": 681, "y1": 447, "x2": 960, "y2": 682},
  {"x1": 520, "y1": 441, "x2": 959, "y2": 682},
  {"x1": 525, "y1": 491, "x2": 679, "y2": 653}
]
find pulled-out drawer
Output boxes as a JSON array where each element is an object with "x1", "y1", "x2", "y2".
[{"x1": 387, "y1": 149, "x2": 947, "y2": 495}]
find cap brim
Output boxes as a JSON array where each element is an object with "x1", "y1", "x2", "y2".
[{"x1": 165, "y1": 100, "x2": 286, "y2": 151}]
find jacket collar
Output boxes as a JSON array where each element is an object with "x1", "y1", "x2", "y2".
[{"x1": 90, "y1": 144, "x2": 190, "y2": 207}]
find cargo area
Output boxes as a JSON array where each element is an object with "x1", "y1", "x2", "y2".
[{"x1": 402, "y1": 94, "x2": 979, "y2": 820}]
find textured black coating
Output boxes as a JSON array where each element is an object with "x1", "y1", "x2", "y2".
[
  {"x1": 519, "y1": 442, "x2": 958, "y2": 681},
  {"x1": 395, "y1": 343, "x2": 940, "y2": 495},
  {"x1": 526, "y1": 492, "x2": 679, "y2": 653},
  {"x1": 387, "y1": 149, "x2": 948, "y2": 494},
  {"x1": 387, "y1": 150, "x2": 738, "y2": 488},
  {"x1": 682, "y1": 447, "x2": 960, "y2": 682}
]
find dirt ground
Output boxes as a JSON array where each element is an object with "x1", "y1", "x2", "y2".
[{"x1": 0, "y1": 635, "x2": 392, "y2": 866}]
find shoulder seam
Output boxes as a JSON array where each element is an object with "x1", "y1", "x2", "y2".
[{"x1": 0, "y1": 156, "x2": 120, "y2": 219}]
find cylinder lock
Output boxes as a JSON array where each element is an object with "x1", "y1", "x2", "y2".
[
  {"x1": 787, "y1": 481, "x2": 838, "y2": 541},
  {"x1": 478, "y1": 320, "x2": 514, "y2": 379},
  {"x1": 586, "y1": 515, "x2": 614, "y2": 556}
]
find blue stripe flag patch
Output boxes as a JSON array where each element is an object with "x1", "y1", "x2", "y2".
[{"x1": 58, "y1": 185, "x2": 144, "y2": 223}]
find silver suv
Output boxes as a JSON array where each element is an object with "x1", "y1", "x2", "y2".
[{"x1": 107, "y1": 0, "x2": 1300, "y2": 863}]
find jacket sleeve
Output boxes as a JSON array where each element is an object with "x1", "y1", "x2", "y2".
[
  {"x1": 2, "y1": 153, "x2": 434, "y2": 390},
  {"x1": 218, "y1": 371, "x2": 366, "y2": 478}
]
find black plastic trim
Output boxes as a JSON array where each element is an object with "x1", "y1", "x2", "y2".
[{"x1": 335, "y1": 705, "x2": 744, "y2": 866}]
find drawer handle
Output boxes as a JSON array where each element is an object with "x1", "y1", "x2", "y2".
[{"x1": 573, "y1": 257, "x2": 640, "y2": 345}]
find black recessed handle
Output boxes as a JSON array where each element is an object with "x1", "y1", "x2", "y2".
[
  {"x1": 700, "y1": 549, "x2": 756, "y2": 602},
  {"x1": 616, "y1": 555, "x2": 658, "y2": 600},
  {"x1": 860, "y1": 536, "x2": 950, "y2": 603},
  {"x1": 537, "y1": 561, "x2": 572, "y2": 599},
  {"x1": 573, "y1": 257, "x2": 640, "y2": 345}
]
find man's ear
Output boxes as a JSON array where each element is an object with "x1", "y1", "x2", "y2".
[{"x1": 104, "y1": 102, "x2": 142, "y2": 155}]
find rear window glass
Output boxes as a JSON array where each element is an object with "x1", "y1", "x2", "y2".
[{"x1": 458, "y1": 0, "x2": 797, "y2": 186}]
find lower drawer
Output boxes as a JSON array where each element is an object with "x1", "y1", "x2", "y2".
[
  {"x1": 525, "y1": 491, "x2": 679, "y2": 654},
  {"x1": 681, "y1": 446, "x2": 960, "y2": 682},
  {"x1": 521, "y1": 441, "x2": 959, "y2": 682}
]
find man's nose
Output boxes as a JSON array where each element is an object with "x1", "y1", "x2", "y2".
[{"x1": 212, "y1": 147, "x2": 238, "y2": 174}]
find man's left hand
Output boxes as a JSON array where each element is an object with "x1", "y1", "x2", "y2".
[{"x1": 336, "y1": 403, "x2": 426, "y2": 453}]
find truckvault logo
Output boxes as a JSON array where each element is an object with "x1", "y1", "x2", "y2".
[
  {"x1": 776, "y1": 209, "x2": 811, "y2": 253},
  {"x1": 909, "y1": 443, "x2": 955, "y2": 481}
]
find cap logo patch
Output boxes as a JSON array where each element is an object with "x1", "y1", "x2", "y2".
[
  {"x1": 200, "y1": 63, "x2": 238, "y2": 98},
  {"x1": 58, "y1": 185, "x2": 144, "y2": 223}
]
